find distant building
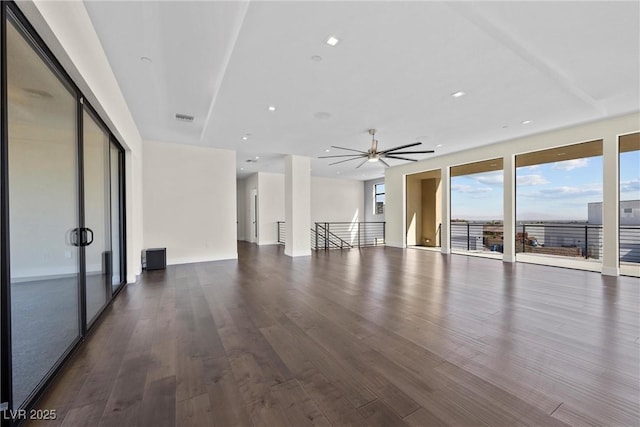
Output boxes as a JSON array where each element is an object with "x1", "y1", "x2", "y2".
[{"x1": 588, "y1": 200, "x2": 640, "y2": 225}]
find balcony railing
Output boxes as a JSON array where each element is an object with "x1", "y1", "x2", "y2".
[
  {"x1": 450, "y1": 222, "x2": 504, "y2": 253},
  {"x1": 276, "y1": 221, "x2": 385, "y2": 250},
  {"x1": 518, "y1": 223, "x2": 603, "y2": 260},
  {"x1": 620, "y1": 225, "x2": 640, "y2": 264}
]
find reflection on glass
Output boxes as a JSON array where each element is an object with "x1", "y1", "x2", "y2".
[
  {"x1": 7, "y1": 14, "x2": 79, "y2": 407},
  {"x1": 110, "y1": 143, "x2": 122, "y2": 288},
  {"x1": 83, "y1": 110, "x2": 110, "y2": 324}
]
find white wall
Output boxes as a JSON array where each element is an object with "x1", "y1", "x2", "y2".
[
  {"x1": 237, "y1": 173, "x2": 366, "y2": 244},
  {"x1": 311, "y1": 177, "x2": 364, "y2": 224},
  {"x1": 364, "y1": 178, "x2": 385, "y2": 222},
  {"x1": 244, "y1": 174, "x2": 259, "y2": 243},
  {"x1": 236, "y1": 179, "x2": 246, "y2": 240},
  {"x1": 143, "y1": 140, "x2": 237, "y2": 264},
  {"x1": 258, "y1": 173, "x2": 285, "y2": 245}
]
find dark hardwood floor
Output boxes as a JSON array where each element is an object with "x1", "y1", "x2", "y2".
[{"x1": 28, "y1": 242, "x2": 639, "y2": 426}]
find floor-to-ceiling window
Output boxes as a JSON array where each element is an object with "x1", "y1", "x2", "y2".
[
  {"x1": 515, "y1": 140, "x2": 603, "y2": 265},
  {"x1": 0, "y1": 3, "x2": 127, "y2": 417},
  {"x1": 450, "y1": 159, "x2": 503, "y2": 256},
  {"x1": 619, "y1": 132, "x2": 639, "y2": 271}
]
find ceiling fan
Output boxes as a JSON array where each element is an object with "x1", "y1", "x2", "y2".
[{"x1": 319, "y1": 129, "x2": 434, "y2": 168}]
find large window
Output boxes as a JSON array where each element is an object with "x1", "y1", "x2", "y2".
[
  {"x1": 515, "y1": 140, "x2": 603, "y2": 262},
  {"x1": 374, "y1": 183, "x2": 385, "y2": 214},
  {"x1": 619, "y1": 133, "x2": 639, "y2": 267},
  {"x1": 450, "y1": 159, "x2": 503, "y2": 255}
]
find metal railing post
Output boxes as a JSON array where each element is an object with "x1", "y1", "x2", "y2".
[
  {"x1": 325, "y1": 223, "x2": 329, "y2": 250},
  {"x1": 467, "y1": 223, "x2": 470, "y2": 251},
  {"x1": 314, "y1": 222, "x2": 318, "y2": 251},
  {"x1": 358, "y1": 223, "x2": 361, "y2": 248},
  {"x1": 522, "y1": 224, "x2": 526, "y2": 253},
  {"x1": 585, "y1": 225, "x2": 588, "y2": 259},
  {"x1": 383, "y1": 222, "x2": 386, "y2": 245}
]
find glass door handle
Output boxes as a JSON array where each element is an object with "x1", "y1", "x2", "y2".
[
  {"x1": 85, "y1": 228, "x2": 94, "y2": 246},
  {"x1": 71, "y1": 228, "x2": 81, "y2": 246}
]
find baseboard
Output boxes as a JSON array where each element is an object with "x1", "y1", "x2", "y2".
[
  {"x1": 167, "y1": 253, "x2": 238, "y2": 266},
  {"x1": 285, "y1": 249, "x2": 311, "y2": 257},
  {"x1": 503, "y1": 254, "x2": 516, "y2": 263},
  {"x1": 257, "y1": 241, "x2": 279, "y2": 246},
  {"x1": 385, "y1": 242, "x2": 405, "y2": 249}
]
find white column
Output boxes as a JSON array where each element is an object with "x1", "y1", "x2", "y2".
[
  {"x1": 285, "y1": 155, "x2": 311, "y2": 257},
  {"x1": 440, "y1": 167, "x2": 451, "y2": 254},
  {"x1": 503, "y1": 154, "x2": 516, "y2": 262},
  {"x1": 602, "y1": 135, "x2": 620, "y2": 276}
]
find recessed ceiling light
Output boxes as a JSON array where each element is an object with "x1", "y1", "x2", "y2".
[
  {"x1": 268, "y1": 105, "x2": 276, "y2": 112},
  {"x1": 140, "y1": 56, "x2": 153, "y2": 63},
  {"x1": 521, "y1": 120, "x2": 532, "y2": 125},
  {"x1": 255, "y1": 156, "x2": 260, "y2": 160},
  {"x1": 325, "y1": 36, "x2": 340, "y2": 46},
  {"x1": 436, "y1": 144, "x2": 443, "y2": 147},
  {"x1": 325, "y1": 149, "x2": 330, "y2": 153},
  {"x1": 451, "y1": 91, "x2": 466, "y2": 98},
  {"x1": 240, "y1": 167, "x2": 244, "y2": 170},
  {"x1": 241, "y1": 136, "x2": 248, "y2": 141}
]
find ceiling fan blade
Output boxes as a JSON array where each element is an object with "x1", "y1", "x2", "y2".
[
  {"x1": 384, "y1": 155, "x2": 418, "y2": 162},
  {"x1": 379, "y1": 142, "x2": 422, "y2": 154},
  {"x1": 388, "y1": 150, "x2": 434, "y2": 154},
  {"x1": 318, "y1": 154, "x2": 364, "y2": 158},
  {"x1": 379, "y1": 158, "x2": 390, "y2": 168},
  {"x1": 329, "y1": 156, "x2": 366, "y2": 166},
  {"x1": 355, "y1": 158, "x2": 369, "y2": 169},
  {"x1": 330, "y1": 145, "x2": 368, "y2": 154}
]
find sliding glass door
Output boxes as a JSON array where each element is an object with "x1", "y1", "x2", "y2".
[
  {"x1": 110, "y1": 141, "x2": 124, "y2": 292},
  {"x1": 6, "y1": 12, "x2": 80, "y2": 408},
  {"x1": 83, "y1": 109, "x2": 111, "y2": 325},
  {"x1": 0, "y1": 4, "x2": 127, "y2": 417}
]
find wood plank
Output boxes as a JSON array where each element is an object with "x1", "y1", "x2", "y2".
[{"x1": 25, "y1": 242, "x2": 640, "y2": 427}]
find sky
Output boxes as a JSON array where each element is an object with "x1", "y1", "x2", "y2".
[{"x1": 450, "y1": 151, "x2": 639, "y2": 222}]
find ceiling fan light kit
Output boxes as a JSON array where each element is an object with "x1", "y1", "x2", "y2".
[{"x1": 318, "y1": 129, "x2": 435, "y2": 168}]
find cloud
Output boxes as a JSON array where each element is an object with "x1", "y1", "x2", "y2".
[
  {"x1": 520, "y1": 185, "x2": 602, "y2": 199},
  {"x1": 473, "y1": 172, "x2": 503, "y2": 186},
  {"x1": 552, "y1": 158, "x2": 589, "y2": 171},
  {"x1": 620, "y1": 179, "x2": 640, "y2": 193},
  {"x1": 517, "y1": 174, "x2": 549, "y2": 186},
  {"x1": 451, "y1": 184, "x2": 492, "y2": 194},
  {"x1": 520, "y1": 165, "x2": 540, "y2": 171}
]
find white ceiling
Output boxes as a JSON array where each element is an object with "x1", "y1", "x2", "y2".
[{"x1": 85, "y1": 1, "x2": 640, "y2": 181}]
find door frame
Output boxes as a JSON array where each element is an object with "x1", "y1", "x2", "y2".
[{"x1": 0, "y1": 2, "x2": 127, "y2": 421}]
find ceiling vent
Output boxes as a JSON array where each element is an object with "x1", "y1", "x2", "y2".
[
  {"x1": 175, "y1": 113, "x2": 194, "y2": 123},
  {"x1": 245, "y1": 159, "x2": 258, "y2": 163}
]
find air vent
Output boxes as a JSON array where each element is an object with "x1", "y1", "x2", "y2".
[
  {"x1": 245, "y1": 159, "x2": 258, "y2": 163},
  {"x1": 175, "y1": 113, "x2": 194, "y2": 122}
]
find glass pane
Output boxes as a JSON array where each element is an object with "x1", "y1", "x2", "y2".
[
  {"x1": 7, "y1": 15, "x2": 79, "y2": 407},
  {"x1": 110, "y1": 143, "x2": 122, "y2": 289},
  {"x1": 83, "y1": 110, "x2": 110, "y2": 324},
  {"x1": 619, "y1": 143, "x2": 639, "y2": 265}
]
